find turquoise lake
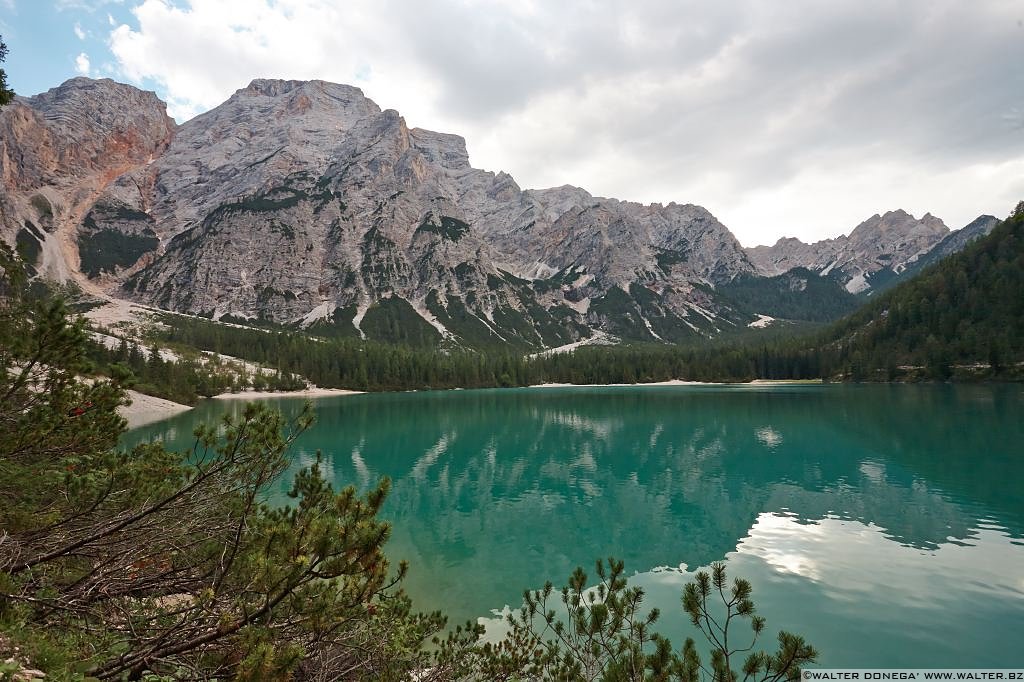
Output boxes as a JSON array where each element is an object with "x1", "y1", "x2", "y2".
[{"x1": 125, "y1": 384, "x2": 1024, "y2": 667}]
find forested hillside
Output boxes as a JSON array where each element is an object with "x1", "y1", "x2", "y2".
[
  {"x1": 716, "y1": 267, "x2": 859, "y2": 322},
  {"x1": 152, "y1": 203, "x2": 1023, "y2": 387},
  {"x1": 9, "y1": 199, "x2": 1019, "y2": 395},
  {"x1": 159, "y1": 312, "x2": 820, "y2": 389},
  {"x1": 819, "y1": 201, "x2": 1024, "y2": 380},
  {"x1": 1, "y1": 217, "x2": 816, "y2": 682}
]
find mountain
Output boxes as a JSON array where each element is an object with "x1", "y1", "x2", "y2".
[
  {"x1": 0, "y1": 77, "x2": 768, "y2": 349},
  {"x1": 716, "y1": 267, "x2": 860, "y2": 323},
  {"x1": 745, "y1": 210, "x2": 996, "y2": 296},
  {"x1": 0, "y1": 77, "x2": 998, "y2": 350},
  {"x1": 882, "y1": 214, "x2": 999, "y2": 289},
  {"x1": 816, "y1": 204, "x2": 1024, "y2": 379},
  {"x1": 0, "y1": 78, "x2": 175, "y2": 283}
]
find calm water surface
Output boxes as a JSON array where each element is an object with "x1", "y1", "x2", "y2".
[{"x1": 125, "y1": 384, "x2": 1024, "y2": 667}]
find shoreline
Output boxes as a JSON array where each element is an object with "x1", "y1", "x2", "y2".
[
  {"x1": 211, "y1": 387, "x2": 364, "y2": 400},
  {"x1": 121, "y1": 380, "x2": 823, "y2": 430},
  {"x1": 121, "y1": 388, "x2": 364, "y2": 430},
  {"x1": 119, "y1": 389, "x2": 193, "y2": 429},
  {"x1": 528, "y1": 378, "x2": 823, "y2": 388},
  {"x1": 529, "y1": 380, "x2": 711, "y2": 388},
  {"x1": 747, "y1": 378, "x2": 824, "y2": 384}
]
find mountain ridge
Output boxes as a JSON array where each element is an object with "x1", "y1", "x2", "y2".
[
  {"x1": 746, "y1": 209, "x2": 997, "y2": 295},
  {"x1": 816, "y1": 204, "x2": 1024, "y2": 379},
  {"x1": 0, "y1": 76, "x2": 996, "y2": 348}
]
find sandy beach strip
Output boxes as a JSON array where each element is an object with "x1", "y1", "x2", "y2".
[
  {"x1": 747, "y1": 378, "x2": 823, "y2": 384},
  {"x1": 211, "y1": 387, "x2": 364, "y2": 400},
  {"x1": 529, "y1": 378, "x2": 822, "y2": 388},
  {"x1": 119, "y1": 389, "x2": 193, "y2": 429},
  {"x1": 120, "y1": 387, "x2": 363, "y2": 430},
  {"x1": 529, "y1": 379, "x2": 716, "y2": 388}
]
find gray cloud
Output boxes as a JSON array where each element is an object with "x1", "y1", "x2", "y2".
[{"x1": 106, "y1": 0, "x2": 1024, "y2": 244}]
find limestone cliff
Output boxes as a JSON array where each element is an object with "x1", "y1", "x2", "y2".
[
  {"x1": 747, "y1": 210, "x2": 956, "y2": 294},
  {"x1": 2, "y1": 77, "x2": 765, "y2": 347}
]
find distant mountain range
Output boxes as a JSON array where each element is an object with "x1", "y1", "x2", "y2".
[
  {"x1": 815, "y1": 204, "x2": 1024, "y2": 379},
  {"x1": 746, "y1": 210, "x2": 998, "y2": 295},
  {"x1": 0, "y1": 77, "x2": 998, "y2": 349}
]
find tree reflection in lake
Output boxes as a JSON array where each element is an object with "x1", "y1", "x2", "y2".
[{"x1": 127, "y1": 384, "x2": 1024, "y2": 666}]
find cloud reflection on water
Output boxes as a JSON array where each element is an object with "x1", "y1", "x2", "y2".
[
  {"x1": 479, "y1": 512, "x2": 1024, "y2": 666},
  {"x1": 125, "y1": 385, "x2": 1024, "y2": 665}
]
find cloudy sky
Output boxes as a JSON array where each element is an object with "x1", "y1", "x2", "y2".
[{"x1": 2, "y1": 0, "x2": 1023, "y2": 246}]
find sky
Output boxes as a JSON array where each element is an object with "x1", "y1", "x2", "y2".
[{"x1": 1, "y1": 0, "x2": 1023, "y2": 247}]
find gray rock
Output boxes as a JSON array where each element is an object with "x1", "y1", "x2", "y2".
[
  {"x1": 747, "y1": 209, "x2": 952, "y2": 294},
  {"x1": 0, "y1": 77, "x2": 826, "y2": 347}
]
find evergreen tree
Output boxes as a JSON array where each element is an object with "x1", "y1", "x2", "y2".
[
  {"x1": 0, "y1": 267, "x2": 446, "y2": 678},
  {"x1": 1, "y1": 262, "x2": 817, "y2": 679},
  {"x1": 0, "y1": 35, "x2": 14, "y2": 107},
  {"x1": 468, "y1": 559, "x2": 816, "y2": 681}
]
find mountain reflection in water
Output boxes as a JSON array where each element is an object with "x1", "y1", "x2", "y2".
[{"x1": 126, "y1": 384, "x2": 1024, "y2": 666}]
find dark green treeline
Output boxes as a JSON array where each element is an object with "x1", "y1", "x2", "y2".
[
  {"x1": 155, "y1": 204, "x2": 1024, "y2": 389},
  {"x1": 822, "y1": 202, "x2": 1024, "y2": 380},
  {"x1": 159, "y1": 202, "x2": 1024, "y2": 387},
  {"x1": 159, "y1": 315, "x2": 825, "y2": 391}
]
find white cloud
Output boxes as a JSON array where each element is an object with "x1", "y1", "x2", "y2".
[
  {"x1": 56, "y1": 0, "x2": 125, "y2": 11},
  {"x1": 106, "y1": 0, "x2": 1024, "y2": 244},
  {"x1": 74, "y1": 52, "x2": 91, "y2": 76},
  {"x1": 720, "y1": 158, "x2": 1024, "y2": 246},
  {"x1": 74, "y1": 22, "x2": 86, "y2": 40}
]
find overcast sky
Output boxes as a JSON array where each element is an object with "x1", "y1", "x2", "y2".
[{"x1": 2, "y1": 0, "x2": 1023, "y2": 246}]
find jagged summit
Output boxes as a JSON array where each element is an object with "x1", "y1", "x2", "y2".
[
  {"x1": 0, "y1": 76, "x2": 991, "y2": 347},
  {"x1": 235, "y1": 78, "x2": 373, "y2": 109},
  {"x1": 746, "y1": 209, "x2": 989, "y2": 295},
  {"x1": 760, "y1": 209, "x2": 946, "y2": 249}
]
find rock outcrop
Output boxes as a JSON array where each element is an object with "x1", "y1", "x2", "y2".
[
  {"x1": 2, "y1": 77, "x2": 994, "y2": 347},
  {"x1": 746, "y1": 210, "x2": 984, "y2": 295},
  {"x1": 0, "y1": 78, "x2": 175, "y2": 283},
  {"x1": 899, "y1": 214, "x2": 999, "y2": 279},
  {"x1": 1, "y1": 77, "x2": 761, "y2": 347}
]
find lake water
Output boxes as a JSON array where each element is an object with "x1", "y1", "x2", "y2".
[{"x1": 125, "y1": 384, "x2": 1024, "y2": 668}]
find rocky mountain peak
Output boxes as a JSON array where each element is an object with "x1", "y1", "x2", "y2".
[
  {"x1": 237, "y1": 78, "x2": 372, "y2": 110},
  {"x1": 0, "y1": 77, "x2": 177, "y2": 281},
  {"x1": 410, "y1": 128, "x2": 470, "y2": 170},
  {"x1": 525, "y1": 185, "x2": 596, "y2": 222},
  {"x1": 243, "y1": 78, "x2": 315, "y2": 97},
  {"x1": 17, "y1": 77, "x2": 175, "y2": 173},
  {"x1": 772, "y1": 236, "x2": 809, "y2": 248},
  {"x1": 748, "y1": 209, "x2": 975, "y2": 295},
  {"x1": 211, "y1": 78, "x2": 380, "y2": 133},
  {"x1": 1, "y1": 76, "x2": 174, "y2": 197},
  {"x1": 1, "y1": 76, "x2": 830, "y2": 346},
  {"x1": 27, "y1": 77, "x2": 174, "y2": 141},
  {"x1": 30, "y1": 76, "x2": 165, "y2": 108},
  {"x1": 847, "y1": 210, "x2": 948, "y2": 252}
]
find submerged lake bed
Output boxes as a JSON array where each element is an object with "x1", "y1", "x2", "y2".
[{"x1": 125, "y1": 384, "x2": 1024, "y2": 667}]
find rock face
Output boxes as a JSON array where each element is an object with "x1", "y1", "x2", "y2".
[
  {"x1": 3, "y1": 77, "x2": 993, "y2": 347},
  {"x1": 746, "y1": 210, "x2": 990, "y2": 295},
  {"x1": 899, "y1": 214, "x2": 999, "y2": 278},
  {"x1": 1, "y1": 77, "x2": 763, "y2": 348},
  {"x1": 0, "y1": 78, "x2": 175, "y2": 283}
]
